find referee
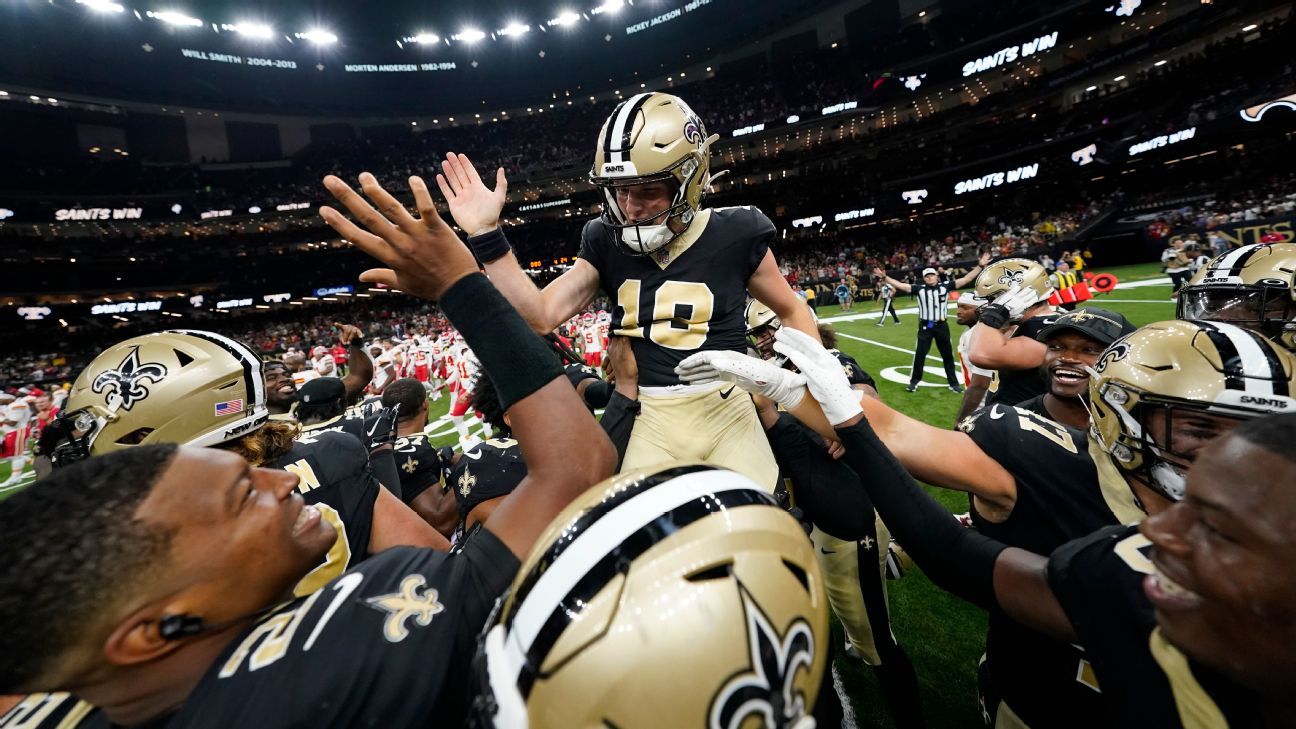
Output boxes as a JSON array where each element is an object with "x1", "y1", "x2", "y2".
[{"x1": 875, "y1": 251, "x2": 989, "y2": 393}]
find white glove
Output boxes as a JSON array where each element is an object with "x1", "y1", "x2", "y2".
[
  {"x1": 430, "y1": 387, "x2": 443, "y2": 402},
  {"x1": 993, "y1": 285, "x2": 1042, "y2": 322},
  {"x1": 675, "y1": 350, "x2": 806, "y2": 409},
  {"x1": 771, "y1": 328, "x2": 864, "y2": 427}
]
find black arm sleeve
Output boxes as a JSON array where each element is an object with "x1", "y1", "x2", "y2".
[
  {"x1": 835, "y1": 419, "x2": 1008, "y2": 609},
  {"x1": 765, "y1": 413, "x2": 876, "y2": 541},
  {"x1": 368, "y1": 449, "x2": 403, "y2": 501},
  {"x1": 598, "y1": 391, "x2": 639, "y2": 469}
]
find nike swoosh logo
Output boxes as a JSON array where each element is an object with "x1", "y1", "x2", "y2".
[
  {"x1": 366, "y1": 419, "x2": 384, "y2": 437},
  {"x1": 819, "y1": 547, "x2": 836, "y2": 555},
  {"x1": 989, "y1": 405, "x2": 1006, "y2": 420},
  {"x1": 719, "y1": 386, "x2": 736, "y2": 399},
  {"x1": 464, "y1": 450, "x2": 483, "y2": 460}
]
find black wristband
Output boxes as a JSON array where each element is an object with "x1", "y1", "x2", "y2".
[
  {"x1": 466, "y1": 226, "x2": 511, "y2": 264},
  {"x1": 977, "y1": 304, "x2": 1011, "y2": 330},
  {"x1": 438, "y1": 273, "x2": 563, "y2": 411},
  {"x1": 835, "y1": 420, "x2": 1008, "y2": 610}
]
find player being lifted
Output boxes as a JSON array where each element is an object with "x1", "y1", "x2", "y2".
[{"x1": 435, "y1": 92, "x2": 818, "y2": 488}]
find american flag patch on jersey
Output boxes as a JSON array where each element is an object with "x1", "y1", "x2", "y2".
[{"x1": 214, "y1": 399, "x2": 244, "y2": 416}]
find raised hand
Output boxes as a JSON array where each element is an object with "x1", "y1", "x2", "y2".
[
  {"x1": 873, "y1": 267, "x2": 887, "y2": 278},
  {"x1": 319, "y1": 172, "x2": 478, "y2": 301},
  {"x1": 334, "y1": 322, "x2": 362, "y2": 345},
  {"x1": 978, "y1": 250, "x2": 992, "y2": 267},
  {"x1": 435, "y1": 153, "x2": 508, "y2": 237}
]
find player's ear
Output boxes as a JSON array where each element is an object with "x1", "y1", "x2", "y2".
[{"x1": 102, "y1": 599, "x2": 189, "y2": 666}]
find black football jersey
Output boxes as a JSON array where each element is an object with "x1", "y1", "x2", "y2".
[
  {"x1": 448, "y1": 438, "x2": 528, "y2": 526},
  {"x1": 165, "y1": 534, "x2": 520, "y2": 728},
  {"x1": 0, "y1": 693, "x2": 107, "y2": 729},
  {"x1": 346, "y1": 396, "x2": 385, "y2": 419},
  {"x1": 271, "y1": 432, "x2": 378, "y2": 585},
  {"x1": 298, "y1": 412, "x2": 369, "y2": 444},
  {"x1": 986, "y1": 313, "x2": 1058, "y2": 406},
  {"x1": 1048, "y1": 525, "x2": 1260, "y2": 728},
  {"x1": 1013, "y1": 393, "x2": 1051, "y2": 421},
  {"x1": 959, "y1": 403, "x2": 1147, "y2": 729},
  {"x1": 831, "y1": 350, "x2": 877, "y2": 390},
  {"x1": 577, "y1": 206, "x2": 772, "y2": 387},
  {"x1": 393, "y1": 433, "x2": 444, "y2": 504}
]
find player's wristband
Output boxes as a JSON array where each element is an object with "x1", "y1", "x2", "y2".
[
  {"x1": 438, "y1": 273, "x2": 563, "y2": 411},
  {"x1": 466, "y1": 226, "x2": 511, "y2": 264},
  {"x1": 835, "y1": 419, "x2": 1008, "y2": 610}
]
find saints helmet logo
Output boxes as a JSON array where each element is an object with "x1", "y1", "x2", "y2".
[
  {"x1": 91, "y1": 346, "x2": 168, "y2": 411},
  {"x1": 364, "y1": 574, "x2": 445, "y2": 642},
  {"x1": 1067, "y1": 310, "x2": 1095, "y2": 323},
  {"x1": 708, "y1": 584, "x2": 816, "y2": 729},
  {"x1": 997, "y1": 269, "x2": 1027, "y2": 287},
  {"x1": 458, "y1": 468, "x2": 476, "y2": 497},
  {"x1": 1095, "y1": 340, "x2": 1132, "y2": 373}
]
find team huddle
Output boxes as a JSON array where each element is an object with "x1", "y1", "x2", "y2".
[{"x1": 2, "y1": 92, "x2": 1295, "y2": 729}]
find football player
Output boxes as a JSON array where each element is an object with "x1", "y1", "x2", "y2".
[
  {"x1": 953, "y1": 292, "x2": 994, "y2": 425},
  {"x1": 425, "y1": 92, "x2": 819, "y2": 491},
  {"x1": 700, "y1": 321, "x2": 1296, "y2": 729},
  {"x1": 381, "y1": 377, "x2": 456, "y2": 538},
  {"x1": 0, "y1": 392, "x2": 31, "y2": 488},
  {"x1": 966, "y1": 258, "x2": 1060, "y2": 407},
  {"x1": 735, "y1": 302, "x2": 924, "y2": 728},
  {"x1": 264, "y1": 323, "x2": 372, "y2": 420},
  {"x1": 295, "y1": 377, "x2": 404, "y2": 502},
  {"x1": 1177, "y1": 241, "x2": 1296, "y2": 352},
  {"x1": 1014, "y1": 308, "x2": 1136, "y2": 430},
  {"x1": 779, "y1": 327, "x2": 1296, "y2": 727},
  {"x1": 50, "y1": 330, "x2": 447, "y2": 583}
]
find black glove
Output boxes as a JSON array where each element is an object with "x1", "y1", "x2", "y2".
[
  {"x1": 977, "y1": 303, "x2": 1011, "y2": 330},
  {"x1": 364, "y1": 404, "x2": 400, "y2": 453},
  {"x1": 436, "y1": 446, "x2": 457, "y2": 471}
]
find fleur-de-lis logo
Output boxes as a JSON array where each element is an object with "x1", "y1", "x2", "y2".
[
  {"x1": 91, "y1": 346, "x2": 167, "y2": 411},
  {"x1": 997, "y1": 269, "x2": 1027, "y2": 287},
  {"x1": 709, "y1": 585, "x2": 816, "y2": 729},
  {"x1": 402, "y1": 457, "x2": 419, "y2": 475},
  {"x1": 1095, "y1": 341, "x2": 1132, "y2": 373},
  {"x1": 1068, "y1": 310, "x2": 1094, "y2": 323},
  {"x1": 458, "y1": 468, "x2": 476, "y2": 497},
  {"x1": 364, "y1": 574, "x2": 445, "y2": 642}
]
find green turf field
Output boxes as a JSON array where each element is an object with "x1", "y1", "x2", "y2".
[{"x1": 0, "y1": 262, "x2": 1177, "y2": 725}]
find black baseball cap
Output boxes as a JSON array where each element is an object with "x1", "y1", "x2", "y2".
[
  {"x1": 297, "y1": 377, "x2": 346, "y2": 405},
  {"x1": 1036, "y1": 307, "x2": 1137, "y2": 346}
]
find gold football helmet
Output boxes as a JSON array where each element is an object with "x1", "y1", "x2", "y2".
[
  {"x1": 472, "y1": 463, "x2": 828, "y2": 729},
  {"x1": 744, "y1": 298, "x2": 781, "y2": 360},
  {"x1": 1177, "y1": 243, "x2": 1296, "y2": 351},
  {"x1": 52, "y1": 330, "x2": 268, "y2": 466},
  {"x1": 588, "y1": 92, "x2": 721, "y2": 255},
  {"x1": 1088, "y1": 320, "x2": 1296, "y2": 503},
  {"x1": 974, "y1": 257, "x2": 1056, "y2": 305}
]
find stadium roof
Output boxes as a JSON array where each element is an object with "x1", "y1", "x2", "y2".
[{"x1": 0, "y1": 0, "x2": 846, "y2": 115}]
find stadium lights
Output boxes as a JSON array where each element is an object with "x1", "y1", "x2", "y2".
[
  {"x1": 591, "y1": 0, "x2": 624, "y2": 14},
  {"x1": 147, "y1": 10, "x2": 203, "y2": 27},
  {"x1": 1242, "y1": 23, "x2": 1257, "y2": 32},
  {"x1": 548, "y1": 10, "x2": 581, "y2": 26},
  {"x1": 296, "y1": 29, "x2": 338, "y2": 45},
  {"x1": 453, "y1": 28, "x2": 486, "y2": 43},
  {"x1": 498, "y1": 22, "x2": 530, "y2": 37},
  {"x1": 222, "y1": 22, "x2": 273, "y2": 39},
  {"x1": 404, "y1": 32, "x2": 440, "y2": 44},
  {"x1": 1153, "y1": 59, "x2": 1166, "y2": 66},
  {"x1": 76, "y1": 0, "x2": 125, "y2": 13}
]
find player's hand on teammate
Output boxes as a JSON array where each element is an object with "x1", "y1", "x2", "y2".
[
  {"x1": 365, "y1": 404, "x2": 401, "y2": 454},
  {"x1": 606, "y1": 336, "x2": 638, "y2": 398},
  {"x1": 435, "y1": 152, "x2": 508, "y2": 237},
  {"x1": 319, "y1": 172, "x2": 478, "y2": 301},
  {"x1": 771, "y1": 328, "x2": 864, "y2": 427},
  {"x1": 979, "y1": 285, "x2": 1037, "y2": 328},
  {"x1": 675, "y1": 350, "x2": 807, "y2": 409}
]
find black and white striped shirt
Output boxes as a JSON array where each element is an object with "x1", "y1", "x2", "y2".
[{"x1": 916, "y1": 283, "x2": 953, "y2": 323}]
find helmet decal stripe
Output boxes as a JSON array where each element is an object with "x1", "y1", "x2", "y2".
[
  {"x1": 601, "y1": 98, "x2": 632, "y2": 162},
  {"x1": 608, "y1": 92, "x2": 653, "y2": 164},
  {"x1": 517, "y1": 487, "x2": 772, "y2": 698},
  {"x1": 1195, "y1": 322, "x2": 1276, "y2": 395},
  {"x1": 1214, "y1": 244, "x2": 1261, "y2": 277},
  {"x1": 170, "y1": 329, "x2": 265, "y2": 408},
  {"x1": 501, "y1": 469, "x2": 772, "y2": 687}
]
